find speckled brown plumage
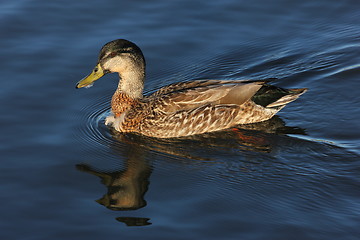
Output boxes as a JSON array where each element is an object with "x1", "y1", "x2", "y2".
[
  {"x1": 111, "y1": 91, "x2": 139, "y2": 117},
  {"x1": 77, "y1": 39, "x2": 307, "y2": 138},
  {"x1": 107, "y1": 79, "x2": 306, "y2": 138}
]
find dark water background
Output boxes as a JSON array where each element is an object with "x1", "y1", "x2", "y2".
[{"x1": 1, "y1": 0, "x2": 360, "y2": 239}]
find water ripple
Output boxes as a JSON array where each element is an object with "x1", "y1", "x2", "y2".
[{"x1": 75, "y1": 95, "x2": 115, "y2": 158}]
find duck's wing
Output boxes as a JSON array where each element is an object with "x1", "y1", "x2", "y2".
[
  {"x1": 147, "y1": 80, "x2": 267, "y2": 114},
  {"x1": 147, "y1": 80, "x2": 220, "y2": 98},
  {"x1": 147, "y1": 79, "x2": 274, "y2": 99}
]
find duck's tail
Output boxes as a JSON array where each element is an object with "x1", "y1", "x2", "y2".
[
  {"x1": 251, "y1": 84, "x2": 307, "y2": 110},
  {"x1": 266, "y1": 88, "x2": 307, "y2": 109}
]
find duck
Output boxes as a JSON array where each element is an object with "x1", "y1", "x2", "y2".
[{"x1": 76, "y1": 39, "x2": 307, "y2": 138}]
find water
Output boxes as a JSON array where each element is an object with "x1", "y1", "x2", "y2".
[{"x1": 1, "y1": 0, "x2": 360, "y2": 239}]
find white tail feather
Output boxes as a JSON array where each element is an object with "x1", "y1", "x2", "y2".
[{"x1": 266, "y1": 89, "x2": 307, "y2": 108}]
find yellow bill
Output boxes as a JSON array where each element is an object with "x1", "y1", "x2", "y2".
[{"x1": 76, "y1": 63, "x2": 105, "y2": 89}]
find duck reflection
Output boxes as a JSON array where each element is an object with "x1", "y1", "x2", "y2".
[
  {"x1": 76, "y1": 116, "x2": 305, "y2": 226},
  {"x1": 76, "y1": 146, "x2": 151, "y2": 211}
]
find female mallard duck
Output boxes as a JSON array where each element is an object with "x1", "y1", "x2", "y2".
[{"x1": 76, "y1": 39, "x2": 307, "y2": 138}]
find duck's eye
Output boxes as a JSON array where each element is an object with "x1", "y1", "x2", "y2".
[
  {"x1": 94, "y1": 67, "x2": 98, "y2": 73},
  {"x1": 109, "y1": 52, "x2": 117, "y2": 58}
]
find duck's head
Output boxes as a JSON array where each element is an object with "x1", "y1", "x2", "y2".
[{"x1": 76, "y1": 39, "x2": 146, "y2": 89}]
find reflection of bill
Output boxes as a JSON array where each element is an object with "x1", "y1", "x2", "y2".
[{"x1": 76, "y1": 148, "x2": 151, "y2": 211}]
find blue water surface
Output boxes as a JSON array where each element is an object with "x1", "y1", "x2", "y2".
[{"x1": 1, "y1": 0, "x2": 360, "y2": 239}]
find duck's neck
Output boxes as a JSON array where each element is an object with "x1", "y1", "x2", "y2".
[
  {"x1": 111, "y1": 70, "x2": 144, "y2": 117},
  {"x1": 116, "y1": 69, "x2": 145, "y2": 99}
]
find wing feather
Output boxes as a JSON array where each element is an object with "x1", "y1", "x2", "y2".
[
  {"x1": 147, "y1": 79, "x2": 273, "y2": 98},
  {"x1": 146, "y1": 80, "x2": 265, "y2": 114}
]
